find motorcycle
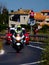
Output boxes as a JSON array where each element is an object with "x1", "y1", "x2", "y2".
[
  {"x1": 12, "y1": 33, "x2": 24, "y2": 53},
  {"x1": 24, "y1": 32, "x2": 30, "y2": 45},
  {"x1": 5, "y1": 33, "x2": 12, "y2": 45}
]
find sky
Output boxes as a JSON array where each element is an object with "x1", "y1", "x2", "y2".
[{"x1": 0, "y1": 0, "x2": 49, "y2": 12}]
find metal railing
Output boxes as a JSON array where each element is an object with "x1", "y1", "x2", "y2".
[{"x1": 29, "y1": 34, "x2": 49, "y2": 42}]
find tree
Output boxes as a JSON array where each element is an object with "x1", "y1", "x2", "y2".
[
  {"x1": 0, "y1": 2, "x2": 3, "y2": 14},
  {"x1": 0, "y1": 3, "x2": 9, "y2": 31},
  {"x1": 2, "y1": 7, "x2": 9, "y2": 24}
]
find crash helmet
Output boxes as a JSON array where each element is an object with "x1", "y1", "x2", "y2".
[
  {"x1": 17, "y1": 25, "x2": 22, "y2": 31},
  {"x1": 15, "y1": 25, "x2": 22, "y2": 34}
]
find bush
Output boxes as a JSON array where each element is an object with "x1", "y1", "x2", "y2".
[
  {"x1": 41, "y1": 25, "x2": 49, "y2": 33},
  {"x1": 41, "y1": 37, "x2": 49, "y2": 65},
  {"x1": 0, "y1": 24, "x2": 7, "y2": 31}
]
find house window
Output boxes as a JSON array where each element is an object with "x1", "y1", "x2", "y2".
[
  {"x1": 10, "y1": 14, "x2": 20, "y2": 22},
  {"x1": 39, "y1": 20, "x2": 43, "y2": 22},
  {"x1": 36, "y1": 20, "x2": 42, "y2": 22},
  {"x1": 48, "y1": 13, "x2": 49, "y2": 15},
  {"x1": 24, "y1": 17, "x2": 25, "y2": 19}
]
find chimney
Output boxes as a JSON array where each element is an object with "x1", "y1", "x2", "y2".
[{"x1": 18, "y1": 8, "x2": 22, "y2": 11}]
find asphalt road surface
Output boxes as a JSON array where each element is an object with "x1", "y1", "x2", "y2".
[{"x1": 0, "y1": 41, "x2": 44, "y2": 65}]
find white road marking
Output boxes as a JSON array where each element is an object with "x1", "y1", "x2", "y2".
[
  {"x1": 29, "y1": 41, "x2": 44, "y2": 44},
  {"x1": 20, "y1": 60, "x2": 46, "y2": 65},
  {"x1": 28, "y1": 44, "x2": 45, "y2": 50},
  {"x1": 20, "y1": 44, "x2": 46, "y2": 65},
  {"x1": 0, "y1": 49, "x2": 5, "y2": 55}
]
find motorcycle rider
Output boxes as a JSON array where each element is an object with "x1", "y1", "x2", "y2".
[
  {"x1": 15, "y1": 25, "x2": 25, "y2": 39},
  {"x1": 22, "y1": 27, "x2": 26, "y2": 35},
  {"x1": 12, "y1": 25, "x2": 25, "y2": 44},
  {"x1": 10, "y1": 26, "x2": 16, "y2": 35}
]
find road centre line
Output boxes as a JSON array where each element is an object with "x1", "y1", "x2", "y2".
[
  {"x1": 27, "y1": 44, "x2": 45, "y2": 50},
  {"x1": 20, "y1": 60, "x2": 46, "y2": 65}
]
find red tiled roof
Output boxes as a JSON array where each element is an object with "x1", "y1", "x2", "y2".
[
  {"x1": 34, "y1": 12, "x2": 46, "y2": 20},
  {"x1": 9, "y1": 9, "x2": 30, "y2": 15},
  {"x1": 41, "y1": 10, "x2": 49, "y2": 13}
]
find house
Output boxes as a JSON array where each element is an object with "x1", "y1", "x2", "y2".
[
  {"x1": 9, "y1": 8, "x2": 30, "y2": 27},
  {"x1": 34, "y1": 10, "x2": 49, "y2": 26},
  {"x1": 34, "y1": 12, "x2": 46, "y2": 26},
  {"x1": 41, "y1": 10, "x2": 49, "y2": 15},
  {"x1": 41, "y1": 10, "x2": 49, "y2": 26},
  {"x1": 9, "y1": 9, "x2": 49, "y2": 27}
]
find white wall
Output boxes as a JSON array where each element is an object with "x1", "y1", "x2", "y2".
[
  {"x1": 20, "y1": 15, "x2": 29, "y2": 24},
  {"x1": 9, "y1": 14, "x2": 30, "y2": 27}
]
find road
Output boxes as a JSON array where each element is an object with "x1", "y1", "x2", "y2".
[{"x1": 0, "y1": 41, "x2": 45, "y2": 65}]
